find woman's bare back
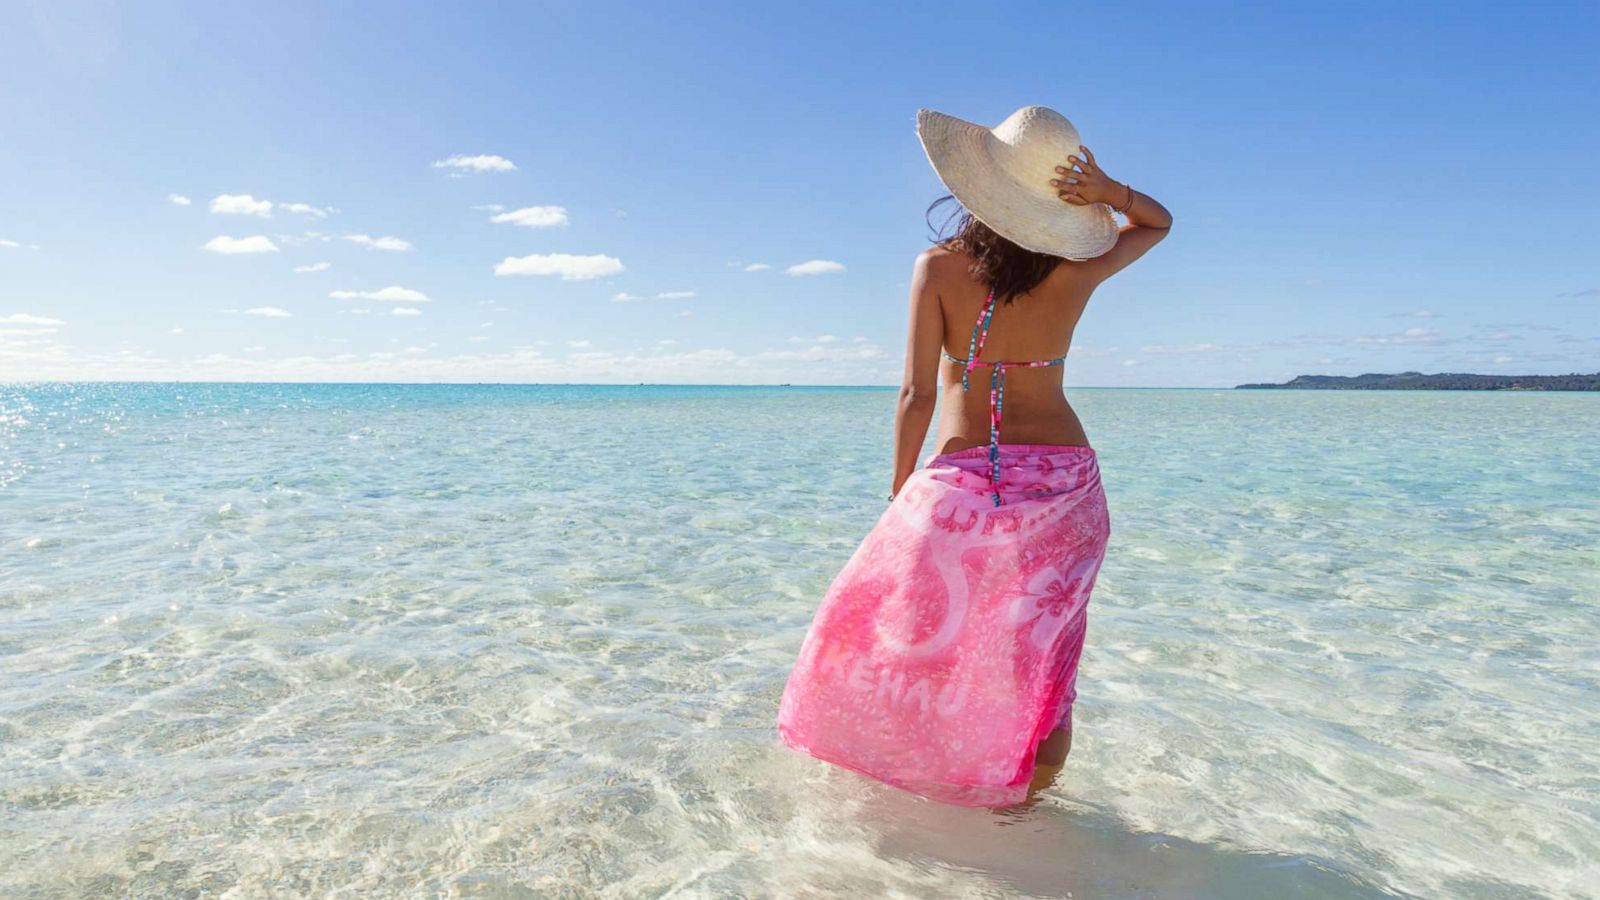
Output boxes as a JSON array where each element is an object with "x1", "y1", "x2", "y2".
[
  {"x1": 889, "y1": 148, "x2": 1169, "y2": 504},
  {"x1": 922, "y1": 244, "x2": 1097, "y2": 454}
]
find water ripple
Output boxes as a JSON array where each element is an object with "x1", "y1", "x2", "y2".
[{"x1": 0, "y1": 383, "x2": 1595, "y2": 898}]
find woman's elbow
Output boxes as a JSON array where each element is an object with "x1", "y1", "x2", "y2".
[{"x1": 898, "y1": 383, "x2": 937, "y2": 408}]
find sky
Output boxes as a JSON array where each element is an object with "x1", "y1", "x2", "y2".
[{"x1": 1, "y1": 0, "x2": 1596, "y2": 387}]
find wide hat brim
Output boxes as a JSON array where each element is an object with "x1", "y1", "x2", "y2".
[{"x1": 916, "y1": 108, "x2": 1118, "y2": 261}]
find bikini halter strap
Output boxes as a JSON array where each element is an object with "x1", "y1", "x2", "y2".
[
  {"x1": 943, "y1": 289, "x2": 1067, "y2": 507},
  {"x1": 959, "y1": 289, "x2": 999, "y2": 392}
]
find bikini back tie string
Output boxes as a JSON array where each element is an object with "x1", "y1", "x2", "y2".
[{"x1": 940, "y1": 289, "x2": 1068, "y2": 506}]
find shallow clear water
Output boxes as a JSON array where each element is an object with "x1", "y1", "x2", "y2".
[{"x1": 1, "y1": 383, "x2": 1596, "y2": 899}]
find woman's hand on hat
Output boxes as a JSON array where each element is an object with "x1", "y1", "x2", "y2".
[{"x1": 1051, "y1": 145, "x2": 1119, "y2": 207}]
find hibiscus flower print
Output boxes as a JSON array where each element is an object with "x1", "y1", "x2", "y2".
[{"x1": 1005, "y1": 556, "x2": 1102, "y2": 650}]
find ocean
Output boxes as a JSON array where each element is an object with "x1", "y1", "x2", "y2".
[{"x1": 1, "y1": 383, "x2": 1595, "y2": 898}]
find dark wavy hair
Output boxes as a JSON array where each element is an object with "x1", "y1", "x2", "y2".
[{"x1": 925, "y1": 195, "x2": 1063, "y2": 306}]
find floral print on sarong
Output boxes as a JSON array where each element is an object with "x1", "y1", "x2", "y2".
[{"x1": 777, "y1": 443, "x2": 1110, "y2": 807}]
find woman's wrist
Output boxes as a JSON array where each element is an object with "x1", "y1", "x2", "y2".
[{"x1": 1110, "y1": 182, "x2": 1133, "y2": 213}]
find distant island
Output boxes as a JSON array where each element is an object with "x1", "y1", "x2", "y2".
[{"x1": 1236, "y1": 371, "x2": 1600, "y2": 391}]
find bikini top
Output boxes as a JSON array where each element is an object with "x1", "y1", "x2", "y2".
[{"x1": 940, "y1": 289, "x2": 1067, "y2": 507}]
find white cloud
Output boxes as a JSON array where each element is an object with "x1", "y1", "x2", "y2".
[
  {"x1": 1494, "y1": 355, "x2": 1514, "y2": 364},
  {"x1": 391, "y1": 307, "x2": 423, "y2": 317},
  {"x1": 495, "y1": 253, "x2": 623, "y2": 280},
  {"x1": 472, "y1": 203, "x2": 505, "y2": 212},
  {"x1": 169, "y1": 327, "x2": 184, "y2": 334},
  {"x1": 614, "y1": 290, "x2": 695, "y2": 302},
  {"x1": 210, "y1": 193, "x2": 273, "y2": 217},
  {"x1": 343, "y1": 234, "x2": 413, "y2": 252},
  {"x1": 433, "y1": 154, "x2": 517, "y2": 173},
  {"x1": 330, "y1": 286, "x2": 430, "y2": 302},
  {"x1": 293, "y1": 261, "x2": 331, "y2": 273},
  {"x1": 757, "y1": 343, "x2": 885, "y2": 363},
  {"x1": 1353, "y1": 327, "x2": 1441, "y2": 345},
  {"x1": 244, "y1": 307, "x2": 291, "y2": 317},
  {"x1": 1390, "y1": 309, "x2": 1438, "y2": 319},
  {"x1": 786, "y1": 259, "x2": 846, "y2": 276},
  {"x1": 203, "y1": 235, "x2": 280, "y2": 255},
  {"x1": 0, "y1": 313, "x2": 64, "y2": 325},
  {"x1": 1140, "y1": 342, "x2": 1222, "y2": 355},
  {"x1": 0, "y1": 314, "x2": 62, "y2": 340},
  {"x1": 168, "y1": 193, "x2": 192, "y2": 206},
  {"x1": 281, "y1": 202, "x2": 336, "y2": 218},
  {"x1": 744, "y1": 263, "x2": 771, "y2": 272},
  {"x1": 489, "y1": 205, "x2": 569, "y2": 228},
  {"x1": 0, "y1": 339, "x2": 903, "y2": 385},
  {"x1": 567, "y1": 339, "x2": 592, "y2": 348}
]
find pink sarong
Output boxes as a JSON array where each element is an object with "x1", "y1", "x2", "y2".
[{"x1": 777, "y1": 443, "x2": 1111, "y2": 807}]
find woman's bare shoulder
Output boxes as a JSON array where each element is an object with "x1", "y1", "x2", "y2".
[
  {"x1": 1041, "y1": 254, "x2": 1102, "y2": 291},
  {"x1": 915, "y1": 242, "x2": 975, "y2": 282}
]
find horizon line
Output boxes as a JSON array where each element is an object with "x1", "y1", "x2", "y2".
[
  {"x1": 0, "y1": 379, "x2": 1230, "y2": 390},
  {"x1": 3, "y1": 378, "x2": 1595, "y2": 391}
]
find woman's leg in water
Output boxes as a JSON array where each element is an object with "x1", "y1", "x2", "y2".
[{"x1": 1028, "y1": 721, "x2": 1074, "y2": 794}]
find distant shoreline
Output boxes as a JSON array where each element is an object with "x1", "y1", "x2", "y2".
[{"x1": 1236, "y1": 372, "x2": 1600, "y2": 391}]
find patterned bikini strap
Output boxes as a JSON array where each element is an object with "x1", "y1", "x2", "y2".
[
  {"x1": 959, "y1": 289, "x2": 999, "y2": 391},
  {"x1": 949, "y1": 288, "x2": 1070, "y2": 508}
]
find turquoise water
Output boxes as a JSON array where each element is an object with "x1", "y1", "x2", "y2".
[{"x1": 1, "y1": 383, "x2": 1596, "y2": 898}]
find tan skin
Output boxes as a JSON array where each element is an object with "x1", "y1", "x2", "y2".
[{"x1": 891, "y1": 145, "x2": 1173, "y2": 804}]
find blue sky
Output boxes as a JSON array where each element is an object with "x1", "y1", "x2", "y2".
[{"x1": 2, "y1": 0, "x2": 1595, "y2": 386}]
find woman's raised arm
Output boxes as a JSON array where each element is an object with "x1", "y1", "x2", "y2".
[{"x1": 1051, "y1": 145, "x2": 1172, "y2": 281}]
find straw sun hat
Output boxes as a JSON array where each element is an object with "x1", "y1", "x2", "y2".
[{"x1": 916, "y1": 105, "x2": 1118, "y2": 261}]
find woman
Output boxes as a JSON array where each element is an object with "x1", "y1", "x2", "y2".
[{"x1": 777, "y1": 106, "x2": 1172, "y2": 807}]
